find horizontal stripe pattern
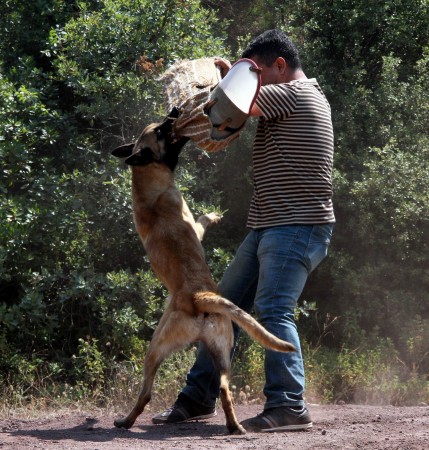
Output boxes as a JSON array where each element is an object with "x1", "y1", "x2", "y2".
[{"x1": 247, "y1": 79, "x2": 335, "y2": 228}]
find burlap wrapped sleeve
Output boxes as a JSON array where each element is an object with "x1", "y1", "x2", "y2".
[{"x1": 172, "y1": 88, "x2": 242, "y2": 153}]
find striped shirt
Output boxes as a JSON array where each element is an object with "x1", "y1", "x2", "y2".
[{"x1": 247, "y1": 78, "x2": 335, "y2": 228}]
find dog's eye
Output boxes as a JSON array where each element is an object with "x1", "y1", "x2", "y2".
[{"x1": 155, "y1": 129, "x2": 162, "y2": 139}]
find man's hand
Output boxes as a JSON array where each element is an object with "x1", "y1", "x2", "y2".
[{"x1": 214, "y1": 57, "x2": 232, "y2": 79}]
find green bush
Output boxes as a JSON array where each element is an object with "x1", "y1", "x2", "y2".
[{"x1": 303, "y1": 337, "x2": 429, "y2": 406}]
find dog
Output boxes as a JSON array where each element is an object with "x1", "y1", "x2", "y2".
[{"x1": 111, "y1": 112, "x2": 296, "y2": 435}]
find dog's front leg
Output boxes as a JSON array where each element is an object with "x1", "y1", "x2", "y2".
[
  {"x1": 180, "y1": 195, "x2": 221, "y2": 242},
  {"x1": 194, "y1": 212, "x2": 222, "y2": 241}
]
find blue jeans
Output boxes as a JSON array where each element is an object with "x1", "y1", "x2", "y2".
[{"x1": 181, "y1": 223, "x2": 334, "y2": 410}]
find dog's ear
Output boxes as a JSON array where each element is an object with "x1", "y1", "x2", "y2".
[
  {"x1": 155, "y1": 117, "x2": 173, "y2": 138},
  {"x1": 168, "y1": 106, "x2": 181, "y2": 119},
  {"x1": 124, "y1": 147, "x2": 154, "y2": 166},
  {"x1": 112, "y1": 143, "x2": 134, "y2": 158}
]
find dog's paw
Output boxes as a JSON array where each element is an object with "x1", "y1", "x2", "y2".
[
  {"x1": 114, "y1": 417, "x2": 134, "y2": 429},
  {"x1": 202, "y1": 212, "x2": 222, "y2": 225},
  {"x1": 194, "y1": 212, "x2": 222, "y2": 241},
  {"x1": 229, "y1": 424, "x2": 247, "y2": 435}
]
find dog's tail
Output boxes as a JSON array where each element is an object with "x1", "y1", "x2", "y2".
[{"x1": 194, "y1": 291, "x2": 296, "y2": 353}]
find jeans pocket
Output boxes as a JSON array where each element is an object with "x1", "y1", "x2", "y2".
[{"x1": 305, "y1": 224, "x2": 333, "y2": 273}]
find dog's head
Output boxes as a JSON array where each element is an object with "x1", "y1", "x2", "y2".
[{"x1": 112, "y1": 109, "x2": 188, "y2": 171}]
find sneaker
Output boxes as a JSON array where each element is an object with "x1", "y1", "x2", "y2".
[
  {"x1": 152, "y1": 393, "x2": 217, "y2": 424},
  {"x1": 240, "y1": 406, "x2": 312, "y2": 432}
]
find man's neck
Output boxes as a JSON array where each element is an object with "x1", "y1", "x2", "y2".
[{"x1": 284, "y1": 68, "x2": 307, "y2": 83}]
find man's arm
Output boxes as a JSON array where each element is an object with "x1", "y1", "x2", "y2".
[{"x1": 250, "y1": 103, "x2": 263, "y2": 116}]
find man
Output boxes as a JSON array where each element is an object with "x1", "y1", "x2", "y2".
[{"x1": 152, "y1": 29, "x2": 335, "y2": 432}]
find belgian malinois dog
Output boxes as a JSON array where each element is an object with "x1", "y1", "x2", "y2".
[{"x1": 111, "y1": 112, "x2": 296, "y2": 435}]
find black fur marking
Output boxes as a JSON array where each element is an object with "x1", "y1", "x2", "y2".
[
  {"x1": 168, "y1": 106, "x2": 181, "y2": 119},
  {"x1": 124, "y1": 147, "x2": 154, "y2": 166},
  {"x1": 111, "y1": 142, "x2": 134, "y2": 158},
  {"x1": 163, "y1": 135, "x2": 189, "y2": 171}
]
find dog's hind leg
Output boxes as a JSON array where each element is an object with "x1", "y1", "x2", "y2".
[
  {"x1": 204, "y1": 317, "x2": 246, "y2": 435},
  {"x1": 114, "y1": 311, "x2": 199, "y2": 429},
  {"x1": 113, "y1": 345, "x2": 163, "y2": 429},
  {"x1": 219, "y1": 371, "x2": 246, "y2": 435}
]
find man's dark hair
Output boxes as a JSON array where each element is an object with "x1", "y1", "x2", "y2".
[{"x1": 242, "y1": 29, "x2": 301, "y2": 69}]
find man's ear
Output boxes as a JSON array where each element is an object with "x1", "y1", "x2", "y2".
[
  {"x1": 111, "y1": 143, "x2": 134, "y2": 158},
  {"x1": 275, "y1": 56, "x2": 287, "y2": 74}
]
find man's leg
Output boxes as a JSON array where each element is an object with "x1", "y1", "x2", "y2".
[{"x1": 240, "y1": 224, "x2": 333, "y2": 431}]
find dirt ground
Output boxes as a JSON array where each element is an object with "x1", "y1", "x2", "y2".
[{"x1": 1, "y1": 404, "x2": 428, "y2": 450}]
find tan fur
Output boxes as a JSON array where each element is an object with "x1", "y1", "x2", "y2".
[{"x1": 113, "y1": 123, "x2": 296, "y2": 435}]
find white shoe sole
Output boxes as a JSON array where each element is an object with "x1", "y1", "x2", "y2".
[
  {"x1": 152, "y1": 410, "x2": 217, "y2": 424},
  {"x1": 266, "y1": 422, "x2": 313, "y2": 432}
]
